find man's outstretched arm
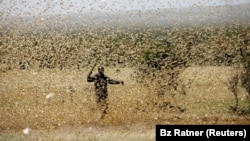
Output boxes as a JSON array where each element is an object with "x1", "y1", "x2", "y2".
[{"x1": 108, "y1": 78, "x2": 124, "y2": 85}]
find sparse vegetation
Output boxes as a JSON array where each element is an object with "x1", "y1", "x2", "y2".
[
  {"x1": 1, "y1": 24, "x2": 249, "y2": 128},
  {"x1": 1, "y1": 2, "x2": 250, "y2": 140}
]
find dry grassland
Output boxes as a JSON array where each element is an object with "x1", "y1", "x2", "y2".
[
  {"x1": 0, "y1": 66, "x2": 249, "y2": 141},
  {"x1": 1, "y1": 2, "x2": 250, "y2": 140}
]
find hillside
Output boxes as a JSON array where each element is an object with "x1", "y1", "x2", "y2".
[{"x1": 1, "y1": 3, "x2": 250, "y2": 33}]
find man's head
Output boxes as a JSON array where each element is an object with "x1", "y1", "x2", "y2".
[{"x1": 98, "y1": 66, "x2": 104, "y2": 74}]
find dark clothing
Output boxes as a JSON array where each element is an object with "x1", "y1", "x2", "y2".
[
  {"x1": 87, "y1": 72, "x2": 121, "y2": 117},
  {"x1": 87, "y1": 72, "x2": 121, "y2": 100}
]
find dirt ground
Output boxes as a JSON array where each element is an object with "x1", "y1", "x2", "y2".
[{"x1": 0, "y1": 66, "x2": 249, "y2": 141}]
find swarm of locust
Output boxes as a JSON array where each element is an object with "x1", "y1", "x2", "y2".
[
  {"x1": 0, "y1": 25, "x2": 249, "y2": 113},
  {"x1": 136, "y1": 25, "x2": 250, "y2": 112}
]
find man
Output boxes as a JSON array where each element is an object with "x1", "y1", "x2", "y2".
[{"x1": 87, "y1": 64, "x2": 124, "y2": 119}]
